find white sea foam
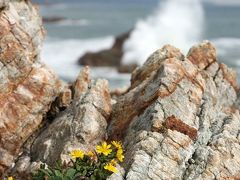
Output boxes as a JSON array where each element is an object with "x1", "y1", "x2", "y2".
[
  {"x1": 212, "y1": 37, "x2": 240, "y2": 55},
  {"x1": 41, "y1": 36, "x2": 114, "y2": 81},
  {"x1": 123, "y1": 0, "x2": 204, "y2": 65},
  {"x1": 211, "y1": 37, "x2": 240, "y2": 68},
  {"x1": 56, "y1": 19, "x2": 91, "y2": 26}
]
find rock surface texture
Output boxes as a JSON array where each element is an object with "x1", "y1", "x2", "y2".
[
  {"x1": 1, "y1": 1, "x2": 240, "y2": 179},
  {"x1": 0, "y1": 0, "x2": 63, "y2": 176},
  {"x1": 31, "y1": 67, "x2": 112, "y2": 166},
  {"x1": 108, "y1": 42, "x2": 240, "y2": 180}
]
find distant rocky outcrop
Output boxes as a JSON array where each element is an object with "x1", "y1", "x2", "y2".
[
  {"x1": 1, "y1": 1, "x2": 240, "y2": 180},
  {"x1": 42, "y1": 16, "x2": 66, "y2": 24},
  {"x1": 78, "y1": 30, "x2": 138, "y2": 73}
]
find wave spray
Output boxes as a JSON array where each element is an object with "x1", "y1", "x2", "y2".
[{"x1": 123, "y1": 0, "x2": 204, "y2": 65}]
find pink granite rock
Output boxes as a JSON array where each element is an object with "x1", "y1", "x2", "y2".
[{"x1": 0, "y1": 0, "x2": 63, "y2": 175}]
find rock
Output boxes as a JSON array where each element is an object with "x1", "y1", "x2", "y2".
[
  {"x1": 187, "y1": 41, "x2": 216, "y2": 70},
  {"x1": 111, "y1": 86, "x2": 129, "y2": 99},
  {"x1": 42, "y1": 16, "x2": 66, "y2": 24},
  {"x1": 1, "y1": 3, "x2": 240, "y2": 178},
  {"x1": 47, "y1": 84, "x2": 72, "y2": 119},
  {"x1": 78, "y1": 31, "x2": 137, "y2": 73},
  {"x1": 31, "y1": 67, "x2": 112, "y2": 166},
  {"x1": 107, "y1": 41, "x2": 240, "y2": 179},
  {"x1": 0, "y1": 0, "x2": 63, "y2": 175},
  {"x1": 10, "y1": 154, "x2": 31, "y2": 177},
  {"x1": 72, "y1": 66, "x2": 91, "y2": 99}
]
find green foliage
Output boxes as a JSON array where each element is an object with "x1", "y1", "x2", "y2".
[{"x1": 32, "y1": 141, "x2": 124, "y2": 180}]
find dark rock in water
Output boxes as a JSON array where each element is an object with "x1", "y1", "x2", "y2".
[
  {"x1": 112, "y1": 31, "x2": 131, "y2": 50},
  {"x1": 42, "y1": 16, "x2": 66, "y2": 23},
  {"x1": 78, "y1": 31, "x2": 134, "y2": 72},
  {"x1": 79, "y1": 49, "x2": 122, "y2": 67}
]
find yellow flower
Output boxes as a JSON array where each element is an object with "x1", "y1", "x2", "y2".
[
  {"x1": 110, "y1": 159, "x2": 117, "y2": 166},
  {"x1": 70, "y1": 150, "x2": 84, "y2": 159},
  {"x1": 87, "y1": 151, "x2": 94, "y2": 157},
  {"x1": 104, "y1": 163, "x2": 118, "y2": 173},
  {"x1": 116, "y1": 148, "x2": 124, "y2": 162},
  {"x1": 8, "y1": 177, "x2": 13, "y2": 180},
  {"x1": 111, "y1": 141, "x2": 123, "y2": 149},
  {"x1": 96, "y1": 141, "x2": 112, "y2": 156}
]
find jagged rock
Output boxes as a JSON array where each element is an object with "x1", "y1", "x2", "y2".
[
  {"x1": 78, "y1": 31, "x2": 137, "y2": 73},
  {"x1": 0, "y1": 0, "x2": 63, "y2": 175},
  {"x1": 31, "y1": 67, "x2": 112, "y2": 166},
  {"x1": 107, "y1": 41, "x2": 240, "y2": 179},
  {"x1": 1, "y1": 2, "x2": 240, "y2": 179},
  {"x1": 111, "y1": 86, "x2": 129, "y2": 99},
  {"x1": 47, "y1": 84, "x2": 72, "y2": 119}
]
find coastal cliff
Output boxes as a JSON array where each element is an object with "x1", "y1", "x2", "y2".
[{"x1": 0, "y1": 1, "x2": 240, "y2": 179}]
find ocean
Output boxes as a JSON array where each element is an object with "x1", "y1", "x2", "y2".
[{"x1": 35, "y1": 0, "x2": 240, "y2": 88}]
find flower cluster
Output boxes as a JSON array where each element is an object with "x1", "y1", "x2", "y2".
[
  {"x1": 95, "y1": 141, "x2": 124, "y2": 174},
  {"x1": 33, "y1": 140, "x2": 124, "y2": 180}
]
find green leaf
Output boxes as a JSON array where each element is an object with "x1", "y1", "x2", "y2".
[
  {"x1": 82, "y1": 169, "x2": 87, "y2": 176},
  {"x1": 74, "y1": 172, "x2": 82, "y2": 178},
  {"x1": 55, "y1": 176, "x2": 63, "y2": 180},
  {"x1": 54, "y1": 170, "x2": 63, "y2": 178},
  {"x1": 39, "y1": 168, "x2": 53, "y2": 177},
  {"x1": 76, "y1": 164, "x2": 81, "y2": 171},
  {"x1": 90, "y1": 175, "x2": 96, "y2": 180},
  {"x1": 65, "y1": 168, "x2": 76, "y2": 178},
  {"x1": 49, "y1": 177, "x2": 56, "y2": 180}
]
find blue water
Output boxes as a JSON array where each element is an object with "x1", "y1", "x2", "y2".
[
  {"x1": 33, "y1": 0, "x2": 240, "y2": 88},
  {"x1": 38, "y1": 0, "x2": 158, "y2": 39}
]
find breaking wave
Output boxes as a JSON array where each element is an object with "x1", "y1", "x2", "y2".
[{"x1": 123, "y1": 0, "x2": 204, "y2": 65}]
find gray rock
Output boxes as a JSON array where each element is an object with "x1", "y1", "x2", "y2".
[
  {"x1": 31, "y1": 67, "x2": 112, "y2": 166},
  {"x1": 1, "y1": 4, "x2": 240, "y2": 178},
  {"x1": 108, "y1": 41, "x2": 240, "y2": 180}
]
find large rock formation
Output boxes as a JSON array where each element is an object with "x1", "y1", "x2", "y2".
[
  {"x1": 108, "y1": 41, "x2": 240, "y2": 179},
  {"x1": 31, "y1": 67, "x2": 112, "y2": 166},
  {"x1": 0, "y1": 0, "x2": 63, "y2": 176},
  {"x1": 1, "y1": 1, "x2": 240, "y2": 179}
]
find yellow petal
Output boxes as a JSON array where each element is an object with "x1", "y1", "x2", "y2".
[
  {"x1": 70, "y1": 150, "x2": 84, "y2": 159},
  {"x1": 104, "y1": 163, "x2": 118, "y2": 173},
  {"x1": 87, "y1": 151, "x2": 94, "y2": 157}
]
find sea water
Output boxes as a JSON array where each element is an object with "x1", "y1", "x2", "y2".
[{"x1": 36, "y1": 0, "x2": 240, "y2": 88}]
